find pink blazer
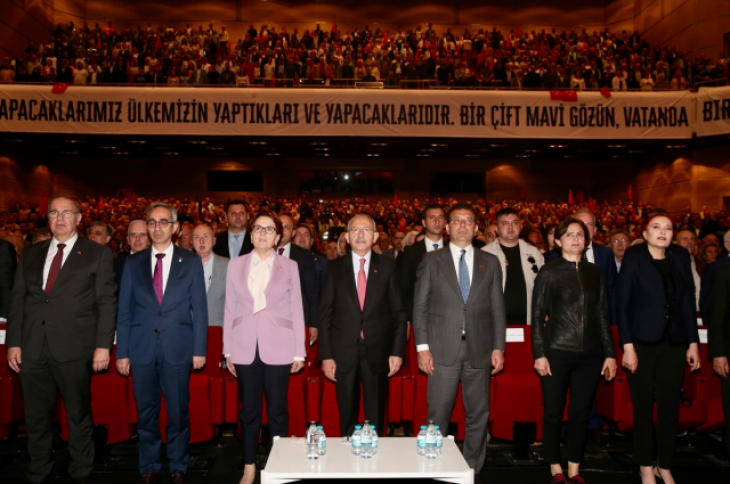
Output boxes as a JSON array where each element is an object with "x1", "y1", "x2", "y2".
[{"x1": 223, "y1": 252, "x2": 306, "y2": 365}]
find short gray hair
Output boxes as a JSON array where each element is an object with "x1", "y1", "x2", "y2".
[
  {"x1": 128, "y1": 219, "x2": 147, "y2": 232},
  {"x1": 347, "y1": 213, "x2": 376, "y2": 232},
  {"x1": 89, "y1": 221, "x2": 112, "y2": 236},
  {"x1": 573, "y1": 208, "x2": 596, "y2": 224},
  {"x1": 146, "y1": 201, "x2": 178, "y2": 223},
  {"x1": 724, "y1": 229, "x2": 730, "y2": 244}
]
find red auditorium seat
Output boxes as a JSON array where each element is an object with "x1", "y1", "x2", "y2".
[
  {"x1": 0, "y1": 323, "x2": 24, "y2": 439},
  {"x1": 694, "y1": 327, "x2": 724, "y2": 433}
]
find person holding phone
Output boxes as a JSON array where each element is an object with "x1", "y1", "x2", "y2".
[
  {"x1": 617, "y1": 211, "x2": 700, "y2": 484},
  {"x1": 532, "y1": 218, "x2": 617, "y2": 484}
]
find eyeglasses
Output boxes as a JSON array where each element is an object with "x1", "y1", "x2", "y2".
[
  {"x1": 294, "y1": 232, "x2": 311, "y2": 239},
  {"x1": 450, "y1": 218, "x2": 475, "y2": 226},
  {"x1": 48, "y1": 210, "x2": 79, "y2": 219},
  {"x1": 147, "y1": 220, "x2": 172, "y2": 229},
  {"x1": 349, "y1": 228, "x2": 373, "y2": 235},
  {"x1": 252, "y1": 225, "x2": 277, "y2": 234}
]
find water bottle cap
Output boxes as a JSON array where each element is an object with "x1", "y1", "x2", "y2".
[
  {"x1": 355, "y1": 425, "x2": 362, "y2": 429},
  {"x1": 317, "y1": 426, "x2": 323, "y2": 430},
  {"x1": 420, "y1": 426, "x2": 427, "y2": 429},
  {"x1": 435, "y1": 425, "x2": 440, "y2": 429}
]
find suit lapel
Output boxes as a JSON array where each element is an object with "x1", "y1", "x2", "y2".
[
  {"x1": 467, "y1": 251, "x2": 487, "y2": 304},
  {"x1": 49, "y1": 243, "x2": 85, "y2": 293},
  {"x1": 140, "y1": 248, "x2": 157, "y2": 303},
  {"x1": 31, "y1": 240, "x2": 51, "y2": 292},
  {"x1": 363, "y1": 253, "x2": 381, "y2": 312},
  {"x1": 265, "y1": 253, "x2": 284, "y2": 296},
  {"x1": 437, "y1": 248, "x2": 462, "y2": 299},
  {"x1": 342, "y1": 254, "x2": 360, "y2": 310},
  {"x1": 163, "y1": 247, "x2": 186, "y2": 305}
]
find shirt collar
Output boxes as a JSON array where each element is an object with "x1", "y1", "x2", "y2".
[
  {"x1": 229, "y1": 230, "x2": 246, "y2": 241},
  {"x1": 152, "y1": 242, "x2": 174, "y2": 257},
  {"x1": 203, "y1": 252, "x2": 215, "y2": 268},
  {"x1": 351, "y1": 250, "x2": 372, "y2": 266},
  {"x1": 425, "y1": 237, "x2": 443, "y2": 249},
  {"x1": 252, "y1": 249, "x2": 275, "y2": 265},
  {"x1": 449, "y1": 243, "x2": 473, "y2": 259},
  {"x1": 51, "y1": 232, "x2": 79, "y2": 249}
]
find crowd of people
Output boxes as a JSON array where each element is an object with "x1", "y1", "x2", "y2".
[
  {"x1": 1, "y1": 193, "x2": 730, "y2": 484},
  {"x1": 1, "y1": 20, "x2": 728, "y2": 89}
]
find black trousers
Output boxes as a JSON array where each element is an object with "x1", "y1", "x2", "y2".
[
  {"x1": 18, "y1": 338, "x2": 94, "y2": 482},
  {"x1": 235, "y1": 347, "x2": 291, "y2": 465},
  {"x1": 627, "y1": 337, "x2": 686, "y2": 468},
  {"x1": 335, "y1": 338, "x2": 389, "y2": 437},
  {"x1": 721, "y1": 365, "x2": 730, "y2": 457},
  {"x1": 540, "y1": 348, "x2": 603, "y2": 464}
]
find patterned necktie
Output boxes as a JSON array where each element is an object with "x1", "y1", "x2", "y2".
[
  {"x1": 153, "y1": 253, "x2": 165, "y2": 305},
  {"x1": 45, "y1": 243, "x2": 66, "y2": 294},
  {"x1": 278, "y1": 248, "x2": 285, "y2": 255},
  {"x1": 433, "y1": 243, "x2": 439, "y2": 251},
  {"x1": 459, "y1": 249, "x2": 471, "y2": 332},
  {"x1": 232, "y1": 234, "x2": 241, "y2": 258}
]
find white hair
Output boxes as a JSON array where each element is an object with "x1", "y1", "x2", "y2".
[
  {"x1": 146, "y1": 201, "x2": 178, "y2": 223},
  {"x1": 346, "y1": 213, "x2": 376, "y2": 231}
]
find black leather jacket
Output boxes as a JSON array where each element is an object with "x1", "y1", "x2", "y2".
[{"x1": 531, "y1": 258, "x2": 616, "y2": 359}]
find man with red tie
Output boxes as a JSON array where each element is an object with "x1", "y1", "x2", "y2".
[
  {"x1": 7, "y1": 194, "x2": 117, "y2": 484},
  {"x1": 319, "y1": 214, "x2": 407, "y2": 437}
]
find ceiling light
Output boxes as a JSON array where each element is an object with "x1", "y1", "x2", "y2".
[
  {"x1": 163, "y1": 152, "x2": 179, "y2": 156},
  {"x1": 113, "y1": 151, "x2": 129, "y2": 155},
  {"x1": 430, "y1": 143, "x2": 448, "y2": 147},
  {"x1": 265, "y1": 153, "x2": 280, "y2": 156},
  {"x1": 524, "y1": 149, "x2": 540, "y2": 153},
  {"x1": 550, "y1": 144, "x2": 568, "y2": 148},
  {"x1": 65, "y1": 140, "x2": 83, "y2": 143},
  {"x1": 62, "y1": 151, "x2": 78, "y2": 155},
  {"x1": 561, "y1": 155, "x2": 576, "y2": 158},
  {"x1": 100, "y1": 146, "x2": 117, "y2": 150},
  {"x1": 420, "y1": 148, "x2": 435, "y2": 152},
  {"x1": 343, "y1": 175, "x2": 349, "y2": 180},
  {"x1": 310, "y1": 142, "x2": 328, "y2": 146},
  {"x1": 515, "y1": 154, "x2": 530, "y2": 158},
  {"x1": 206, "y1": 146, "x2": 225, "y2": 151},
  {"x1": 665, "y1": 144, "x2": 686, "y2": 149},
  {"x1": 416, "y1": 154, "x2": 430, "y2": 157},
  {"x1": 370, "y1": 142, "x2": 388, "y2": 146},
  {"x1": 465, "y1": 154, "x2": 480, "y2": 157},
  {"x1": 250, "y1": 141, "x2": 268, "y2": 145},
  {"x1": 315, "y1": 147, "x2": 329, "y2": 151},
  {"x1": 188, "y1": 140, "x2": 208, "y2": 145},
  {"x1": 367, "y1": 153, "x2": 381, "y2": 157},
  {"x1": 608, "y1": 144, "x2": 626, "y2": 148},
  {"x1": 127, "y1": 140, "x2": 146, "y2": 144},
  {"x1": 628, "y1": 150, "x2": 645, "y2": 154},
  {"x1": 489, "y1": 143, "x2": 507, "y2": 147}
]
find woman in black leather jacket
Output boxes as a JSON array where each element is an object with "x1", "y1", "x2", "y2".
[{"x1": 532, "y1": 218, "x2": 617, "y2": 484}]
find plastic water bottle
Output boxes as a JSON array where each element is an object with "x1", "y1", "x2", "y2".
[
  {"x1": 370, "y1": 425, "x2": 378, "y2": 455},
  {"x1": 306, "y1": 422, "x2": 319, "y2": 460},
  {"x1": 360, "y1": 421, "x2": 373, "y2": 459},
  {"x1": 351, "y1": 425, "x2": 362, "y2": 456},
  {"x1": 425, "y1": 421, "x2": 437, "y2": 459},
  {"x1": 435, "y1": 425, "x2": 443, "y2": 456},
  {"x1": 317, "y1": 425, "x2": 326, "y2": 456},
  {"x1": 417, "y1": 425, "x2": 428, "y2": 456}
]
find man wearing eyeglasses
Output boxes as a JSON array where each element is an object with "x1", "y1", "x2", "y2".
[
  {"x1": 608, "y1": 229, "x2": 630, "y2": 273},
  {"x1": 413, "y1": 203, "x2": 506, "y2": 475},
  {"x1": 319, "y1": 214, "x2": 407, "y2": 437},
  {"x1": 116, "y1": 201, "x2": 208, "y2": 484},
  {"x1": 192, "y1": 223, "x2": 229, "y2": 327},
  {"x1": 482, "y1": 208, "x2": 544, "y2": 325},
  {"x1": 7, "y1": 194, "x2": 117, "y2": 484}
]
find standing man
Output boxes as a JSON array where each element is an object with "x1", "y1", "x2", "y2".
[
  {"x1": 383, "y1": 230, "x2": 406, "y2": 259},
  {"x1": 293, "y1": 223, "x2": 328, "y2": 294},
  {"x1": 398, "y1": 204, "x2": 447, "y2": 323},
  {"x1": 87, "y1": 221, "x2": 112, "y2": 246},
  {"x1": 482, "y1": 208, "x2": 544, "y2": 325},
  {"x1": 116, "y1": 202, "x2": 208, "y2": 484},
  {"x1": 608, "y1": 229, "x2": 630, "y2": 273},
  {"x1": 176, "y1": 222, "x2": 194, "y2": 251},
  {"x1": 319, "y1": 214, "x2": 407, "y2": 437},
  {"x1": 0, "y1": 238, "x2": 16, "y2": 324},
  {"x1": 277, "y1": 214, "x2": 320, "y2": 345},
  {"x1": 114, "y1": 219, "x2": 150, "y2": 286},
  {"x1": 7, "y1": 194, "x2": 117, "y2": 484},
  {"x1": 675, "y1": 228, "x2": 701, "y2": 312},
  {"x1": 193, "y1": 223, "x2": 229, "y2": 327},
  {"x1": 708, "y1": 263, "x2": 730, "y2": 459},
  {"x1": 700, "y1": 230, "x2": 730, "y2": 320},
  {"x1": 213, "y1": 200, "x2": 253, "y2": 259},
  {"x1": 413, "y1": 203, "x2": 506, "y2": 473}
]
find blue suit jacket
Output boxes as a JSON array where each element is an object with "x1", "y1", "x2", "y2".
[
  {"x1": 699, "y1": 255, "x2": 730, "y2": 320},
  {"x1": 116, "y1": 245, "x2": 208, "y2": 365},
  {"x1": 545, "y1": 243, "x2": 617, "y2": 324}
]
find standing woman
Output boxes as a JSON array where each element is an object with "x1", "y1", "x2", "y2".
[
  {"x1": 223, "y1": 210, "x2": 306, "y2": 484},
  {"x1": 617, "y1": 212, "x2": 700, "y2": 484},
  {"x1": 533, "y1": 218, "x2": 617, "y2": 484}
]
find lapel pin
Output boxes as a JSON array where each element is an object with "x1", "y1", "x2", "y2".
[
  {"x1": 480, "y1": 265, "x2": 484, "y2": 270},
  {"x1": 77, "y1": 250, "x2": 82, "y2": 254},
  {"x1": 374, "y1": 269, "x2": 378, "y2": 273},
  {"x1": 179, "y1": 257, "x2": 183, "y2": 262}
]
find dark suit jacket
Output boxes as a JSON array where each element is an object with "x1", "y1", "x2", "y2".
[
  {"x1": 289, "y1": 244, "x2": 320, "y2": 329},
  {"x1": 319, "y1": 252, "x2": 407, "y2": 375},
  {"x1": 617, "y1": 243, "x2": 699, "y2": 346},
  {"x1": 0, "y1": 239, "x2": 16, "y2": 320},
  {"x1": 116, "y1": 245, "x2": 208, "y2": 365},
  {"x1": 708, "y1": 263, "x2": 730, "y2": 360},
  {"x1": 7, "y1": 237, "x2": 117, "y2": 362},
  {"x1": 113, "y1": 251, "x2": 130, "y2": 288},
  {"x1": 213, "y1": 230, "x2": 253, "y2": 259},
  {"x1": 398, "y1": 239, "x2": 448, "y2": 323},
  {"x1": 699, "y1": 255, "x2": 730, "y2": 320},
  {"x1": 546, "y1": 243, "x2": 617, "y2": 324},
  {"x1": 310, "y1": 249, "x2": 328, "y2": 293}
]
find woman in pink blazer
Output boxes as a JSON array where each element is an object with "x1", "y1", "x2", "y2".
[{"x1": 223, "y1": 210, "x2": 306, "y2": 484}]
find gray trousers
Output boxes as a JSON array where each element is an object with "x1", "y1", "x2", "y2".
[{"x1": 427, "y1": 339, "x2": 490, "y2": 472}]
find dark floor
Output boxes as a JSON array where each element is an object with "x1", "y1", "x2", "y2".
[{"x1": 0, "y1": 425, "x2": 728, "y2": 484}]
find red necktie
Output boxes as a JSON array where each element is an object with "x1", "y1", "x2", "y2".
[
  {"x1": 358, "y1": 258, "x2": 367, "y2": 339},
  {"x1": 278, "y1": 248, "x2": 285, "y2": 255},
  {"x1": 45, "y1": 243, "x2": 66, "y2": 294}
]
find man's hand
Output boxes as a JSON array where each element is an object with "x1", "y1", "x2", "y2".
[
  {"x1": 291, "y1": 361, "x2": 304, "y2": 374},
  {"x1": 417, "y1": 350, "x2": 434, "y2": 376},
  {"x1": 322, "y1": 359, "x2": 337, "y2": 382},
  {"x1": 686, "y1": 343, "x2": 700, "y2": 372},
  {"x1": 534, "y1": 357, "x2": 552, "y2": 377},
  {"x1": 226, "y1": 357, "x2": 237, "y2": 377},
  {"x1": 7, "y1": 347, "x2": 21, "y2": 373},
  {"x1": 713, "y1": 357, "x2": 729, "y2": 378},
  {"x1": 387, "y1": 356, "x2": 403, "y2": 377},
  {"x1": 92, "y1": 348, "x2": 111, "y2": 373},
  {"x1": 491, "y1": 349, "x2": 504, "y2": 375},
  {"x1": 193, "y1": 356, "x2": 207, "y2": 370},
  {"x1": 622, "y1": 344, "x2": 638, "y2": 374},
  {"x1": 116, "y1": 357, "x2": 130, "y2": 377},
  {"x1": 309, "y1": 327, "x2": 318, "y2": 345}
]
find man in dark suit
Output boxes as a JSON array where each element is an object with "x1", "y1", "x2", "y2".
[
  {"x1": 213, "y1": 199, "x2": 253, "y2": 259},
  {"x1": 398, "y1": 204, "x2": 447, "y2": 323},
  {"x1": 113, "y1": 219, "x2": 150, "y2": 287},
  {"x1": 7, "y1": 194, "x2": 117, "y2": 484},
  {"x1": 116, "y1": 202, "x2": 208, "y2": 484},
  {"x1": 699, "y1": 231, "x2": 730, "y2": 320},
  {"x1": 293, "y1": 223, "x2": 328, "y2": 294},
  {"x1": 382, "y1": 230, "x2": 406, "y2": 260},
  {"x1": 708, "y1": 262, "x2": 730, "y2": 458},
  {"x1": 413, "y1": 203, "x2": 506, "y2": 473},
  {"x1": 277, "y1": 214, "x2": 320, "y2": 345},
  {"x1": 319, "y1": 214, "x2": 407, "y2": 436},
  {"x1": 0, "y1": 238, "x2": 16, "y2": 323}
]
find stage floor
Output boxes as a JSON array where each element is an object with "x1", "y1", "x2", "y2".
[{"x1": 1, "y1": 426, "x2": 727, "y2": 484}]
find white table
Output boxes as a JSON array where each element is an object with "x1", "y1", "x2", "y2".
[{"x1": 261, "y1": 436, "x2": 474, "y2": 484}]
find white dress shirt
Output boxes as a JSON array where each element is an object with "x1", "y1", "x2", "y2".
[
  {"x1": 417, "y1": 243, "x2": 473, "y2": 352},
  {"x1": 352, "y1": 250, "x2": 372, "y2": 289},
  {"x1": 279, "y1": 242, "x2": 292, "y2": 258},
  {"x1": 425, "y1": 237, "x2": 444, "y2": 252},
  {"x1": 43, "y1": 233, "x2": 79, "y2": 291},
  {"x1": 203, "y1": 253, "x2": 214, "y2": 292},
  {"x1": 228, "y1": 229, "x2": 247, "y2": 259},
  {"x1": 584, "y1": 242, "x2": 595, "y2": 264},
  {"x1": 151, "y1": 242, "x2": 175, "y2": 294}
]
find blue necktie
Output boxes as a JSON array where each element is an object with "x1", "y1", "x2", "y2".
[
  {"x1": 232, "y1": 234, "x2": 241, "y2": 258},
  {"x1": 459, "y1": 249, "x2": 470, "y2": 333},
  {"x1": 433, "y1": 243, "x2": 439, "y2": 251}
]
